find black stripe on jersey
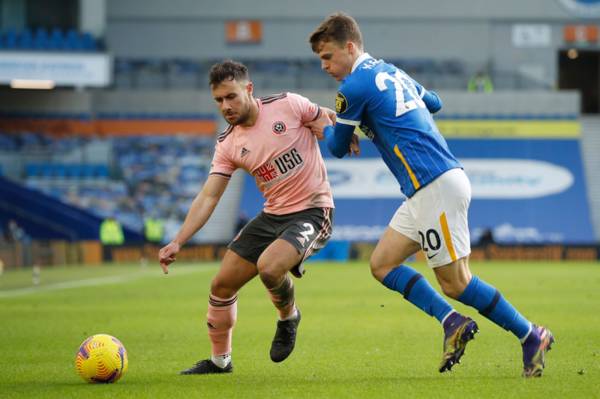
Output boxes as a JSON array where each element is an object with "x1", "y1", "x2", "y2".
[
  {"x1": 209, "y1": 172, "x2": 232, "y2": 179},
  {"x1": 217, "y1": 125, "x2": 234, "y2": 142},
  {"x1": 260, "y1": 92, "x2": 287, "y2": 104},
  {"x1": 310, "y1": 106, "x2": 322, "y2": 122}
]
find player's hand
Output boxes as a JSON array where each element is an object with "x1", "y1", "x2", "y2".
[
  {"x1": 305, "y1": 107, "x2": 334, "y2": 140},
  {"x1": 158, "y1": 241, "x2": 181, "y2": 274},
  {"x1": 348, "y1": 133, "x2": 361, "y2": 156},
  {"x1": 323, "y1": 107, "x2": 336, "y2": 125}
]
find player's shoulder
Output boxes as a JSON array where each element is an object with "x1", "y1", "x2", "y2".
[
  {"x1": 338, "y1": 73, "x2": 371, "y2": 105},
  {"x1": 259, "y1": 92, "x2": 288, "y2": 105},
  {"x1": 216, "y1": 124, "x2": 235, "y2": 143},
  {"x1": 259, "y1": 92, "x2": 311, "y2": 119},
  {"x1": 340, "y1": 60, "x2": 382, "y2": 95}
]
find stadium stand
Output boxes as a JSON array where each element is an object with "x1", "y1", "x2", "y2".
[
  {"x1": 0, "y1": 130, "x2": 214, "y2": 240},
  {"x1": 0, "y1": 28, "x2": 100, "y2": 51},
  {"x1": 109, "y1": 58, "x2": 549, "y2": 91}
]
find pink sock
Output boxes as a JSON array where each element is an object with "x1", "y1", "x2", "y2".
[{"x1": 207, "y1": 294, "x2": 238, "y2": 356}]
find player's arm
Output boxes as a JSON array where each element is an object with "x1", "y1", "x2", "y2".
[
  {"x1": 304, "y1": 107, "x2": 360, "y2": 158},
  {"x1": 324, "y1": 123, "x2": 356, "y2": 158},
  {"x1": 321, "y1": 106, "x2": 336, "y2": 125},
  {"x1": 422, "y1": 90, "x2": 442, "y2": 114},
  {"x1": 304, "y1": 84, "x2": 362, "y2": 157},
  {"x1": 411, "y1": 76, "x2": 443, "y2": 113},
  {"x1": 158, "y1": 174, "x2": 229, "y2": 273}
]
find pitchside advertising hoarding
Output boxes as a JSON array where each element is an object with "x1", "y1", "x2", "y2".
[
  {"x1": 0, "y1": 52, "x2": 111, "y2": 87},
  {"x1": 239, "y1": 120, "x2": 596, "y2": 244}
]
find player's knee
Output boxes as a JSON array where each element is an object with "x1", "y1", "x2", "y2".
[
  {"x1": 256, "y1": 259, "x2": 286, "y2": 286},
  {"x1": 210, "y1": 278, "x2": 237, "y2": 299},
  {"x1": 439, "y1": 280, "x2": 465, "y2": 299},
  {"x1": 369, "y1": 256, "x2": 389, "y2": 282}
]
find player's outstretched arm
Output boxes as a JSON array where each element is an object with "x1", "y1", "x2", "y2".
[{"x1": 158, "y1": 175, "x2": 229, "y2": 274}]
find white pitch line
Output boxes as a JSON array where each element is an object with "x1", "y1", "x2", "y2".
[{"x1": 0, "y1": 265, "x2": 216, "y2": 299}]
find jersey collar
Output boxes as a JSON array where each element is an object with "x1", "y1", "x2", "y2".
[{"x1": 351, "y1": 52, "x2": 372, "y2": 73}]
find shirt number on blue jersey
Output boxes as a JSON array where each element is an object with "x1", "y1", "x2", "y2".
[{"x1": 375, "y1": 70, "x2": 426, "y2": 117}]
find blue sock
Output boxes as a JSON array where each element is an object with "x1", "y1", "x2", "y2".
[
  {"x1": 458, "y1": 276, "x2": 531, "y2": 339},
  {"x1": 382, "y1": 265, "x2": 453, "y2": 323}
]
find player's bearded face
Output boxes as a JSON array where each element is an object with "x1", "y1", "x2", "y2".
[
  {"x1": 212, "y1": 79, "x2": 253, "y2": 125},
  {"x1": 317, "y1": 41, "x2": 355, "y2": 81}
]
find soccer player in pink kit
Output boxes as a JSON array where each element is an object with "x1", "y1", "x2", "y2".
[{"x1": 159, "y1": 60, "x2": 354, "y2": 375}]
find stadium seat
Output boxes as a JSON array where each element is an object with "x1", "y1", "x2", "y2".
[
  {"x1": 33, "y1": 27, "x2": 50, "y2": 50},
  {"x1": 3, "y1": 30, "x2": 17, "y2": 49},
  {"x1": 94, "y1": 165, "x2": 109, "y2": 178},
  {"x1": 49, "y1": 27, "x2": 65, "y2": 50},
  {"x1": 17, "y1": 29, "x2": 33, "y2": 49}
]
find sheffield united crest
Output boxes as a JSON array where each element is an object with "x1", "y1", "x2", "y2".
[{"x1": 272, "y1": 121, "x2": 287, "y2": 134}]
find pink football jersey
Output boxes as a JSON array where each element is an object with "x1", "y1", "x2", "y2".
[{"x1": 209, "y1": 92, "x2": 334, "y2": 215}]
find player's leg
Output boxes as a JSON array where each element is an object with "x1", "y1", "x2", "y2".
[
  {"x1": 258, "y1": 239, "x2": 302, "y2": 319},
  {"x1": 371, "y1": 204, "x2": 457, "y2": 325},
  {"x1": 403, "y1": 168, "x2": 482, "y2": 372},
  {"x1": 434, "y1": 258, "x2": 554, "y2": 377},
  {"x1": 182, "y1": 213, "x2": 272, "y2": 375},
  {"x1": 257, "y1": 207, "x2": 332, "y2": 362},
  {"x1": 430, "y1": 168, "x2": 553, "y2": 376},
  {"x1": 258, "y1": 239, "x2": 303, "y2": 362},
  {"x1": 180, "y1": 249, "x2": 258, "y2": 375},
  {"x1": 371, "y1": 225, "x2": 477, "y2": 373}
]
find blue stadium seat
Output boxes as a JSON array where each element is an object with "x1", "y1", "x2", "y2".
[
  {"x1": 40, "y1": 164, "x2": 53, "y2": 178},
  {"x1": 65, "y1": 164, "x2": 81, "y2": 179},
  {"x1": 17, "y1": 29, "x2": 33, "y2": 49},
  {"x1": 94, "y1": 165, "x2": 109, "y2": 178},
  {"x1": 33, "y1": 27, "x2": 50, "y2": 50},
  {"x1": 80, "y1": 32, "x2": 97, "y2": 51},
  {"x1": 80, "y1": 164, "x2": 95, "y2": 179},
  {"x1": 53, "y1": 164, "x2": 67, "y2": 179},
  {"x1": 49, "y1": 27, "x2": 64, "y2": 50},
  {"x1": 3, "y1": 30, "x2": 17, "y2": 49},
  {"x1": 65, "y1": 29, "x2": 81, "y2": 50},
  {"x1": 25, "y1": 163, "x2": 41, "y2": 177}
]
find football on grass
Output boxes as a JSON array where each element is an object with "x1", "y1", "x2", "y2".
[{"x1": 75, "y1": 334, "x2": 128, "y2": 383}]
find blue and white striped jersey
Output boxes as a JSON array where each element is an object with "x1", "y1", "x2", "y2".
[{"x1": 329, "y1": 53, "x2": 461, "y2": 198}]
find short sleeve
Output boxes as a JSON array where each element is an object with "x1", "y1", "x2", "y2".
[
  {"x1": 335, "y1": 81, "x2": 367, "y2": 127},
  {"x1": 286, "y1": 92, "x2": 320, "y2": 123},
  {"x1": 209, "y1": 142, "x2": 236, "y2": 179}
]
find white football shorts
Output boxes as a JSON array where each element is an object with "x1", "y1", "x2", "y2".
[{"x1": 389, "y1": 167, "x2": 471, "y2": 268}]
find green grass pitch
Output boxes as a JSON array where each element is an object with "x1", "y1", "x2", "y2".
[{"x1": 0, "y1": 260, "x2": 599, "y2": 398}]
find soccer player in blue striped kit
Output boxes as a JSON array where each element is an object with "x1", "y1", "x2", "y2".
[{"x1": 307, "y1": 12, "x2": 554, "y2": 377}]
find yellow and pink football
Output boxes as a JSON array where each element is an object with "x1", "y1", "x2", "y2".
[{"x1": 75, "y1": 334, "x2": 128, "y2": 383}]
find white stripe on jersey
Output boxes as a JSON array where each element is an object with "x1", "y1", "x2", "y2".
[{"x1": 337, "y1": 117, "x2": 361, "y2": 126}]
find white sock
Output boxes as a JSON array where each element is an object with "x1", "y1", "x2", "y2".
[
  {"x1": 519, "y1": 323, "x2": 533, "y2": 344},
  {"x1": 211, "y1": 353, "x2": 231, "y2": 368},
  {"x1": 280, "y1": 306, "x2": 298, "y2": 321},
  {"x1": 441, "y1": 310, "x2": 457, "y2": 326}
]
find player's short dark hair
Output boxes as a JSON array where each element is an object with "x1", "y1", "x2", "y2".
[
  {"x1": 309, "y1": 12, "x2": 363, "y2": 52},
  {"x1": 209, "y1": 60, "x2": 249, "y2": 87}
]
